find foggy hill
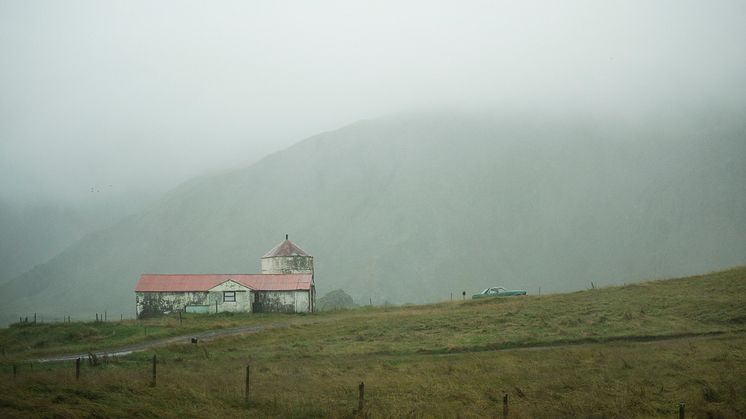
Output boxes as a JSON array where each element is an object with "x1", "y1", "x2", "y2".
[
  {"x1": 0, "y1": 197, "x2": 152, "y2": 285},
  {"x1": 1, "y1": 111, "x2": 744, "y2": 321},
  {"x1": 0, "y1": 203, "x2": 88, "y2": 284}
]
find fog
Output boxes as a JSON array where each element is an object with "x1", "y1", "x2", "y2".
[{"x1": 1, "y1": 0, "x2": 744, "y2": 206}]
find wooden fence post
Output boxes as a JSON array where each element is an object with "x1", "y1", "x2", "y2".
[
  {"x1": 179, "y1": 310, "x2": 182, "y2": 326},
  {"x1": 679, "y1": 402, "x2": 685, "y2": 419},
  {"x1": 76, "y1": 357, "x2": 80, "y2": 380},
  {"x1": 503, "y1": 393, "x2": 509, "y2": 418},
  {"x1": 96, "y1": 313, "x2": 98, "y2": 322},
  {"x1": 358, "y1": 382, "x2": 365, "y2": 412},
  {"x1": 104, "y1": 311, "x2": 107, "y2": 322},
  {"x1": 245, "y1": 365, "x2": 250, "y2": 402},
  {"x1": 151, "y1": 355, "x2": 157, "y2": 387}
]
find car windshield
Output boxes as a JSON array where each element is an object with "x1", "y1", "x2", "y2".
[{"x1": 480, "y1": 287, "x2": 507, "y2": 294}]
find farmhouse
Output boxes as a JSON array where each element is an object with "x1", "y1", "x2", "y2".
[{"x1": 135, "y1": 236, "x2": 315, "y2": 318}]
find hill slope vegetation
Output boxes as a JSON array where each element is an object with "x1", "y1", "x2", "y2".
[
  {"x1": 0, "y1": 268, "x2": 745, "y2": 418},
  {"x1": 1, "y1": 111, "x2": 744, "y2": 320}
]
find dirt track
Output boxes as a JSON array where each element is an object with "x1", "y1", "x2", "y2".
[
  {"x1": 34, "y1": 323, "x2": 746, "y2": 364},
  {"x1": 35, "y1": 323, "x2": 286, "y2": 363}
]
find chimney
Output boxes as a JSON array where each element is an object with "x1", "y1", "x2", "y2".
[{"x1": 285, "y1": 234, "x2": 288, "y2": 240}]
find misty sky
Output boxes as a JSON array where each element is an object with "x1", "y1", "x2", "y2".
[{"x1": 1, "y1": 1, "x2": 745, "y2": 206}]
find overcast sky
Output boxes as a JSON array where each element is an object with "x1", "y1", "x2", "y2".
[{"x1": 1, "y1": 0, "x2": 745, "y2": 206}]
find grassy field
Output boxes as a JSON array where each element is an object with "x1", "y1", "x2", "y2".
[
  {"x1": 1, "y1": 267, "x2": 745, "y2": 418},
  {"x1": 0, "y1": 311, "x2": 293, "y2": 360}
]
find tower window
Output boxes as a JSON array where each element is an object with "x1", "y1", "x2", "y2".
[{"x1": 224, "y1": 291, "x2": 236, "y2": 302}]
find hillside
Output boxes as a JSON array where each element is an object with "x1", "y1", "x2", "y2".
[
  {"x1": 0, "y1": 202, "x2": 111, "y2": 284},
  {"x1": 1, "y1": 110, "x2": 744, "y2": 321},
  {"x1": 0, "y1": 193, "x2": 157, "y2": 286},
  {"x1": 1, "y1": 268, "x2": 745, "y2": 418}
]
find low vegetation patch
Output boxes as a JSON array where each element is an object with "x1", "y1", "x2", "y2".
[{"x1": 0, "y1": 267, "x2": 744, "y2": 417}]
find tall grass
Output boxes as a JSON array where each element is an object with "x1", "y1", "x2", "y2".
[{"x1": 0, "y1": 267, "x2": 744, "y2": 417}]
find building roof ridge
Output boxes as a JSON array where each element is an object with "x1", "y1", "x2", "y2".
[{"x1": 262, "y1": 236, "x2": 311, "y2": 257}]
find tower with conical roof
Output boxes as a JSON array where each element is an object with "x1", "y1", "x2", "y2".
[{"x1": 261, "y1": 234, "x2": 314, "y2": 275}]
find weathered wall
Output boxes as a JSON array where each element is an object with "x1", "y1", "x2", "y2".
[
  {"x1": 209, "y1": 281, "x2": 253, "y2": 313},
  {"x1": 135, "y1": 281, "x2": 313, "y2": 316},
  {"x1": 137, "y1": 291, "x2": 207, "y2": 317},
  {"x1": 253, "y1": 290, "x2": 311, "y2": 313},
  {"x1": 136, "y1": 287, "x2": 252, "y2": 318},
  {"x1": 261, "y1": 255, "x2": 314, "y2": 274}
]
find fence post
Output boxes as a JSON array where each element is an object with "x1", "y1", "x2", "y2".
[
  {"x1": 245, "y1": 365, "x2": 250, "y2": 402},
  {"x1": 104, "y1": 311, "x2": 107, "y2": 322},
  {"x1": 76, "y1": 357, "x2": 80, "y2": 380},
  {"x1": 96, "y1": 313, "x2": 98, "y2": 322},
  {"x1": 503, "y1": 393, "x2": 509, "y2": 418},
  {"x1": 179, "y1": 310, "x2": 182, "y2": 326},
  {"x1": 151, "y1": 355, "x2": 157, "y2": 387},
  {"x1": 358, "y1": 382, "x2": 365, "y2": 412},
  {"x1": 679, "y1": 402, "x2": 685, "y2": 419},
  {"x1": 34, "y1": 313, "x2": 37, "y2": 324}
]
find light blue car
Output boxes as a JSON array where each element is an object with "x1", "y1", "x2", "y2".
[{"x1": 472, "y1": 287, "x2": 527, "y2": 299}]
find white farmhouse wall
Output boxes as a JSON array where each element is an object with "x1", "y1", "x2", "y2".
[
  {"x1": 253, "y1": 290, "x2": 311, "y2": 313},
  {"x1": 137, "y1": 291, "x2": 207, "y2": 317},
  {"x1": 261, "y1": 256, "x2": 314, "y2": 274},
  {"x1": 208, "y1": 280, "x2": 252, "y2": 313},
  {"x1": 136, "y1": 281, "x2": 253, "y2": 318}
]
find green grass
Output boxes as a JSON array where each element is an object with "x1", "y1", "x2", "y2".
[
  {"x1": 0, "y1": 312, "x2": 299, "y2": 360},
  {"x1": 1, "y1": 267, "x2": 745, "y2": 418}
]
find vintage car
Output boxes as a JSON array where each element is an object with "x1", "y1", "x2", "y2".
[{"x1": 472, "y1": 287, "x2": 527, "y2": 299}]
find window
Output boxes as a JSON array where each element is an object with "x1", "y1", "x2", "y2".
[{"x1": 224, "y1": 291, "x2": 236, "y2": 302}]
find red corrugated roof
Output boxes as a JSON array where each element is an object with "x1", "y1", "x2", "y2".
[{"x1": 135, "y1": 274, "x2": 313, "y2": 292}]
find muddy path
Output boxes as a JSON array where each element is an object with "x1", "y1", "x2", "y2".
[
  {"x1": 33, "y1": 323, "x2": 746, "y2": 363},
  {"x1": 34, "y1": 323, "x2": 287, "y2": 363}
]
